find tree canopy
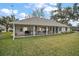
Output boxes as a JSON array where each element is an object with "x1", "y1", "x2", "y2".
[{"x1": 50, "y1": 3, "x2": 79, "y2": 26}]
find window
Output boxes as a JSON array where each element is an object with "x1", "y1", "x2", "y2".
[{"x1": 20, "y1": 28, "x2": 23, "y2": 32}]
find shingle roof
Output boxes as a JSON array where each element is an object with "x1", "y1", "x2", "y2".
[{"x1": 9, "y1": 17, "x2": 69, "y2": 27}]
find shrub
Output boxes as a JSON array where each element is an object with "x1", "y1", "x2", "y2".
[{"x1": 61, "y1": 31, "x2": 74, "y2": 34}]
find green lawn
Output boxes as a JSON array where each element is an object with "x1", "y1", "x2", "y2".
[{"x1": 0, "y1": 32, "x2": 79, "y2": 56}]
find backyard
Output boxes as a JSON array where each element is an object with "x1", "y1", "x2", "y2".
[{"x1": 0, "y1": 32, "x2": 79, "y2": 56}]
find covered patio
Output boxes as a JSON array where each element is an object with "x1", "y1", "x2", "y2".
[{"x1": 10, "y1": 17, "x2": 70, "y2": 38}]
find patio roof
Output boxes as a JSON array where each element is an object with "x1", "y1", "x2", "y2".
[{"x1": 9, "y1": 17, "x2": 69, "y2": 27}]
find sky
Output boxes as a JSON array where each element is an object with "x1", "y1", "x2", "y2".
[{"x1": 0, "y1": 3, "x2": 78, "y2": 26}]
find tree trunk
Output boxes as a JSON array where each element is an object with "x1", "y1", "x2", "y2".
[{"x1": 6, "y1": 24, "x2": 9, "y2": 32}]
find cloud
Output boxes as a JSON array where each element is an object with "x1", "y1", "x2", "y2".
[
  {"x1": 0, "y1": 8, "x2": 31, "y2": 20},
  {"x1": 24, "y1": 3, "x2": 58, "y2": 19},
  {"x1": 34, "y1": 3, "x2": 48, "y2": 8},
  {"x1": 0, "y1": 8, "x2": 18, "y2": 15},
  {"x1": 43, "y1": 6, "x2": 58, "y2": 19},
  {"x1": 44, "y1": 7, "x2": 58, "y2": 12},
  {"x1": 0, "y1": 9, "x2": 11, "y2": 14},
  {"x1": 69, "y1": 20, "x2": 79, "y2": 26},
  {"x1": 18, "y1": 13, "x2": 32, "y2": 20},
  {"x1": 0, "y1": 3, "x2": 58, "y2": 20},
  {"x1": 49, "y1": 3, "x2": 57, "y2": 6},
  {"x1": 18, "y1": 13, "x2": 26, "y2": 20},
  {"x1": 24, "y1": 4, "x2": 32, "y2": 9},
  {"x1": 24, "y1": 3, "x2": 48, "y2": 10},
  {"x1": 34, "y1": 3, "x2": 58, "y2": 12},
  {"x1": 19, "y1": 13, "x2": 26, "y2": 18},
  {"x1": 24, "y1": 3, "x2": 57, "y2": 10},
  {"x1": 13, "y1": 10, "x2": 18, "y2": 14}
]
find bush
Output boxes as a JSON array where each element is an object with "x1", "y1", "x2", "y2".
[{"x1": 61, "y1": 31, "x2": 75, "y2": 34}]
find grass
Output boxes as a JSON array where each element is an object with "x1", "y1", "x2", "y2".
[{"x1": 0, "y1": 32, "x2": 79, "y2": 56}]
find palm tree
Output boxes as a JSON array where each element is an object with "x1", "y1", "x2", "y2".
[{"x1": 32, "y1": 8, "x2": 45, "y2": 18}]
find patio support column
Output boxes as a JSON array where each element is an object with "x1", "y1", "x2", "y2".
[
  {"x1": 61, "y1": 27, "x2": 63, "y2": 32},
  {"x1": 52, "y1": 26, "x2": 53, "y2": 34},
  {"x1": 33, "y1": 26, "x2": 36, "y2": 36},
  {"x1": 62, "y1": 27, "x2": 65, "y2": 32},
  {"x1": 54, "y1": 27, "x2": 56, "y2": 34},
  {"x1": 46, "y1": 26, "x2": 48, "y2": 35},
  {"x1": 58, "y1": 27, "x2": 61, "y2": 33},
  {"x1": 57, "y1": 27, "x2": 59, "y2": 33},
  {"x1": 51, "y1": 27, "x2": 53, "y2": 35},
  {"x1": 13, "y1": 24, "x2": 15, "y2": 40}
]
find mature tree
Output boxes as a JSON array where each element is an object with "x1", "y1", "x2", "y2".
[
  {"x1": 73, "y1": 3, "x2": 78, "y2": 13},
  {"x1": 73, "y1": 3, "x2": 78, "y2": 20},
  {"x1": 0, "y1": 17, "x2": 2, "y2": 24},
  {"x1": 50, "y1": 3, "x2": 67, "y2": 24},
  {"x1": 51, "y1": 3, "x2": 62, "y2": 20},
  {"x1": 72, "y1": 3, "x2": 79, "y2": 21},
  {"x1": 62, "y1": 7, "x2": 72, "y2": 24},
  {"x1": 0, "y1": 15, "x2": 15, "y2": 32},
  {"x1": 50, "y1": 3, "x2": 79, "y2": 25}
]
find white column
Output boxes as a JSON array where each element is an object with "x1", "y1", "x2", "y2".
[
  {"x1": 53, "y1": 27, "x2": 55, "y2": 34},
  {"x1": 51, "y1": 27, "x2": 53, "y2": 34},
  {"x1": 46, "y1": 27, "x2": 48, "y2": 35},
  {"x1": 13, "y1": 24, "x2": 15, "y2": 40},
  {"x1": 33, "y1": 26, "x2": 36, "y2": 36},
  {"x1": 62, "y1": 27, "x2": 64, "y2": 32},
  {"x1": 58, "y1": 27, "x2": 62, "y2": 33},
  {"x1": 52, "y1": 27, "x2": 54, "y2": 34},
  {"x1": 54, "y1": 27, "x2": 56, "y2": 34},
  {"x1": 62, "y1": 27, "x2": 65, "y2": 32},
  {"x1": 64, "y1": 27, "x2": 65, "y2": 32},
  {"x1": 58, "y1": 27, "x2": 60, "y2": 33}
]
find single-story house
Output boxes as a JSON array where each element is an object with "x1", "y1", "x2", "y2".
[{"x1": 9, "y1": 17, "x2": 70, "y2": 38}]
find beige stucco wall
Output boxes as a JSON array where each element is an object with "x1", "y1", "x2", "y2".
[
  {"x1": 61, "y1": 27, "x2": 70, "y2": 32},
  {"x1": 15, "y1": 25, "x2": 25, "y2": 36},
  {"x1": 67, "y1": 27, "x2": 70, "y2": 32},
  {"x1": 58, "y1": 27, "x2": 62, "y2": 33},
  {"x1": 15, "y1": 25, "x2": 32, "y2": 36},
  {"x1": 15, "y1": 25, "x2": 71, "y2": 36},
  {"x1": 61, "y1": 27, "x2": 66, "y2": 32}
]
